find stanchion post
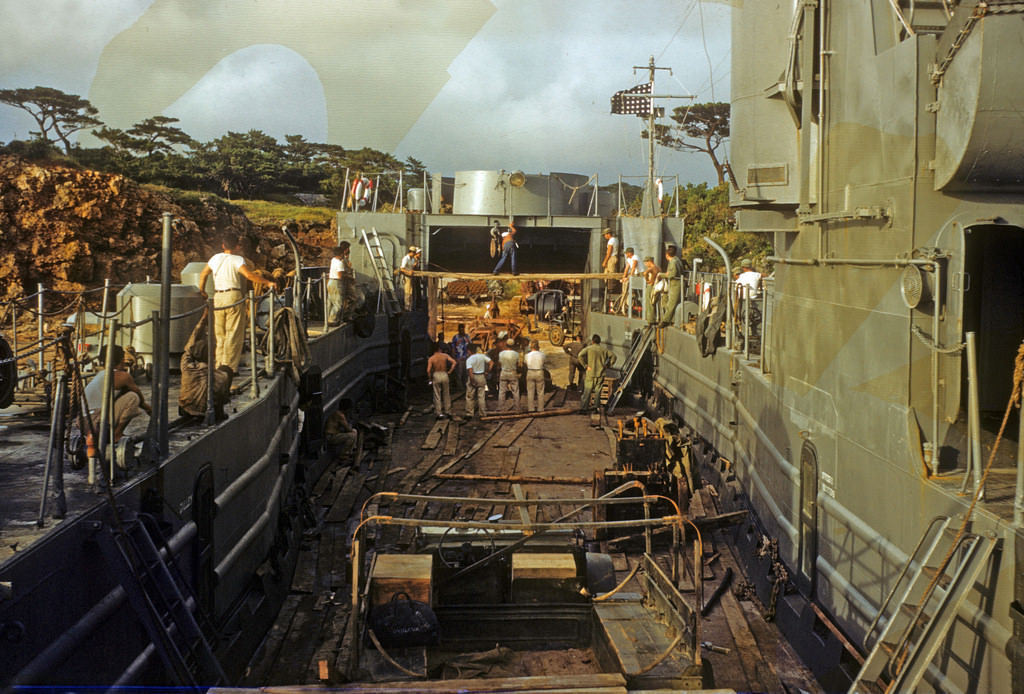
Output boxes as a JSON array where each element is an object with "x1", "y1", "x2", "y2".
[
  {"x1": 205, "y1": 297, "x2": 217, "y2": 426},
  {"x1": 322, "y1": 272, "x2": 329, "y2": 333},
  {"x1": 158, "y1": 212, "x2": 172, "y2": 456},
  {"x1": 10, "y1": 305, "x2": 18, "y2": 391},
  {"x1": 150, "y1": 309, "x2": 163, "y2": 454},
  {"x1": 99, "y1": 278, "x2": 111, "y2": 363},
  {"x1": 268, "y1": 288, "x2": 276, "y2": 373},
  {"x1": 249, "y1": 289, "x2": 259, "y2": 398}
]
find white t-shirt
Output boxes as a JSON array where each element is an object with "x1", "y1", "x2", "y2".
[
  {"x1": 466, "y1": 352, "x2": 491, "y2": 375},
  {"x1": 329, "y1": 257, "x2": 344, "y2": 280},
  {"x1": 498, "y1": 349, "x2": 520, "y2": 375},
  {"x1": 525, "y1": 350, "x2": 545, "y2": 371},
  {"x1": 735, "y1": 270, "x2": 761, "y2": 298},
  {"x1": 208, "y1": 252, "x2": 246, "y2": 291},
  {"x1": 606, "y1": 236, "x2": 619, "y2": 255},
  {"x1": 624, "y1": 254, "x2": 639, "y2": 275}
]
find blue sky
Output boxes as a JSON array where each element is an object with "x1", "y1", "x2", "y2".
[{"x1": 0, "y1": 0, "x2": 731, "y2": 184}]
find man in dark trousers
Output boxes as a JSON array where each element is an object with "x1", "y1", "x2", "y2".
[{"x1": 577, "y1": 334, "x2": 616, "y2": 413}]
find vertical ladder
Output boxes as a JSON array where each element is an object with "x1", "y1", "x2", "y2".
[
  {"x1": 849, "y1": 517, "x2": 999, "y2": 694},
  {"x1": 605, "y1": 325, "x2": 657, "y2": 413},
  {"x1": 360, "y1": 227, "x2": 402, "y2": 315},
  {"x1": 97, "y1": 513, "x2": 226, "y2": 687}
]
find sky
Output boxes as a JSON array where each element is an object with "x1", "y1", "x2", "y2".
[{"x1": 0, "y1": 0, "x2": 731, "y2": 185}]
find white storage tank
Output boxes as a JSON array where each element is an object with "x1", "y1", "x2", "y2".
[
  {"x1": 452, "y1": 170, "x2": 591, "y2": 216},
  {"x1": 116, "y1": 283, "x2": 205, "y2": 359}
]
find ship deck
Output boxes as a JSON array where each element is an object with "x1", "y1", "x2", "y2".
[{"x1": 235, "y1": 382, "x2": 822, "y2": 693}]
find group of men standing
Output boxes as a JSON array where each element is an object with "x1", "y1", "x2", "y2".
[
  {"x1": 427, "y1": 334, "x2": 549, "y2": 419},
  {"x1": 602, "y1": 228, "x2": 686, "y2": 327}
]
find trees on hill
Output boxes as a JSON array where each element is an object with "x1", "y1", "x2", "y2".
[{"x1": 0, "y1": 86, "x2": 102, "y2": 155}]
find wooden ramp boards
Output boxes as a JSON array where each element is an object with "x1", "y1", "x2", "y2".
[{"x1": 594, "y1": 600, "x2": 705, "y2": 691}]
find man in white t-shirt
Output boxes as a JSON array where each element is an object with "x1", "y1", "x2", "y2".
[
  {"x1": 602, "y1": 230, "x2": 620, "y2": 293},
  {"x1": 524, "y1": 340, "x2": 546, "y2": 412},
  {"x1": 464, "y1": 344, "x2": 492, "y2": 418},
  {"x1": 619, "y1": 247, "x2": 642, "y2": 315},
  {"x1": 735, "y1": 258, "x2": 761, "y2": 300},
  {"x1": 198, "y1": 232, "x2": 270, "y2": 375},
  {"x1": 398, "y1": 246, "x2": 420, "y2": 310},
  {"x1": 497, "y1": 342, "x2": 522, "y2": 411}
]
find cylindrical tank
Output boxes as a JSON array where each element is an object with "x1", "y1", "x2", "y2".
[
  {"x1": 452, "y1": 171, "x2": 591, "y2": 216},
  {"x1": 407, "y1": 188, "x2": 425, "y2": 211},
  {"x1": 116, "y1": 283, "x2": 205, "y2": 358}
]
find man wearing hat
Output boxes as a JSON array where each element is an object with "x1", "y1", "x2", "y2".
[
  {"x1": 398, "y1": 245, "x2": 421, "y2": 310},
  {"x1": 642, "y1": 256, "x2": 660, "y2": 324},
  {"x1": 735, "y1": 258, "x2": 761, "y2": 300}
]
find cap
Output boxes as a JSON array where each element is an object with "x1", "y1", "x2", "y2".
[
  {"x1": 408, "y1": 246, "x2": 420, "y2": 253},
  {"x1": 740, "y1": 258, "x2": 752, "y2": 267},
  {"x1": 602, "y1": 228, "x2": 612, "y2": 235}
]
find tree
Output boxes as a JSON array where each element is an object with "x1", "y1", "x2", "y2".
[
  {"x1": 0, "y1": 86, "x2": 102, "y2": 154},
  {"x1": 648, "y1": 102, "x2": 730, "y2": 186},
  {"x1": 194, "y1": 130, "x2": 285, "y2": 199}
]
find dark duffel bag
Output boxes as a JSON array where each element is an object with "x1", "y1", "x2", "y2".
[{"x1": 368, "y1": 592, "x2": 440, "y2": 648}]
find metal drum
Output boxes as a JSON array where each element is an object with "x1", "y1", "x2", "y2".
[
  {"x1": 407, "y1": 187, "x2": 426, "y2": 211},
  {"x1": 116, "y1": 283, "x2": 205, "y2": 358}
]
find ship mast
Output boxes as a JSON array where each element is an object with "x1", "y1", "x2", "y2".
[{"x1": 611, "y1": 57, "x2": 692, "y2": 215}]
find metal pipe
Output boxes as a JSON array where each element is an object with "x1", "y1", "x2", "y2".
[
  {"x1": 322, "y1": 271, "x2": 329, "y2": 334},
  {"x1": 99, "y1": 278, "x2": 110, "y2": 362},
  {"x1": 766, "y1": 255, "x2": 935, "y2": 268},
  {"x1": 149, "y1": 309, "x2": 161, "y2": 453},
  {"x1": 930, "y1": 261, "x2": 942, "y2": 476},
  {"x1": 249, "y1": 290, "x2": 259, "y2": 399},
  {"x1": 267, "y1": 287, "x2": 276, "y2": 373},
  {"x1": 702, "y1": 236, "x2": 733, "y2": 350},
  {"x1": 797, "y1": 0, "x2": 816, "y2": 214},
  {"x1": 36, "y1": 282, "x2": 44, "y2": 356},
  {"x1": 97, "y1": 319, "x2": 118, "y2": 486},
  {"x1": 158, "y1": 212, "x2": 172, "y2": 457},
  {"x1": 10, "y1": 307, "x2": 17, "y2": 390},
  {"x1": 205, "y1": 297, "x2": 216, "y2": 426},
  {"x1": 39, "y1": 375, "x2": 65, "y2": 526},
  {"x1": 743, "y1": 286, "x2": 751, "y2": 361},
  {"x1": 964, "y1": 333, "x2": 983, "y2": 496},
  {"x1": 372, "y1": 174, "x2": 380, "y2": 212}
]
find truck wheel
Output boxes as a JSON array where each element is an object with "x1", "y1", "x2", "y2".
[{"x1": 549, "y1": 324, "x2": 565, "y2": 346}]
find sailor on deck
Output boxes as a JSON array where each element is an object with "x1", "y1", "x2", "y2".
[
  {"x1": 198, "y1": 232, "x2": 270, "y2": 375},
  {"x1": 578, "y1": 334, "x2": 616, "y2": 414}
]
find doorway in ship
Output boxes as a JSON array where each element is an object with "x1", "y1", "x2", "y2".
[
  {"x1": 962, "y1": 223, "x2": 1024, "y2": 439},
  {"x1": 426, "y1": 225, "x2": 592, "y2": 273}
]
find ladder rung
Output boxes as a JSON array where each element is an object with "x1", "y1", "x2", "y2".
[{"x1": 921, "y1": 566, "x2": 952, "y2": 589}]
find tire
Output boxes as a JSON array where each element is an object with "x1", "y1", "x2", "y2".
[{"x1": 548, "y1": 324, "x2": 565, "y2": 346}]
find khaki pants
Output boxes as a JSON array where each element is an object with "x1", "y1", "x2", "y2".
[
  {"x1": 466, "y1": 373, "x2": 487, "y2": 416},
  {"x1": 431, "y1": 371, "x2": 451, "y2": 416},
  {"x1": 214, "y1": 289, "x2": 246, "y2": 372},
  {"x1": 89, "y1": 391, "x2": 142, "y2": 440},
  {"x1": 526, "y1": 370, "x2": 545, "y2": 412},
  {"x1": 498, "y1": 373, "x2": 519, "y2": 411}
]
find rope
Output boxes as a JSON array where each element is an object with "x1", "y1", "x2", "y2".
[
  {"x1": 0, "y1": 336, "x2": 63, "y2": 366},
  {"x1": 894, "y1": 340, "x2": 1024, "y2": 677},
  {"x1": 911, "y1": 325, "x2": 966, "y2": 354}
]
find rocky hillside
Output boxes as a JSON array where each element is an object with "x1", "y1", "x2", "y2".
[{"x1": 0, "y1": 155, "x2": 336, "y2": 303}]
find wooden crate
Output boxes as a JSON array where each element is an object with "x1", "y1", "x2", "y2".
[{"x1": 369, "y1": 553, "x2": 433, "y2": 607}]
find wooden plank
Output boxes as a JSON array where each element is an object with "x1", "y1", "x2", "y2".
[
  {"x1": 398, "y1": 499, "x2": 428, "y2": 548},
  {"x1": 496, "y1": 446, "x2": 520, "y2": 495},
  {"x1": 512, "y1": 483, "x2": 532, "y2": 528},
  {"x1": 421, "y1": 419, "x2": 449, "y2": 450},
  {"x1": 241, "y1": 593, "x2": 302, "y2": 684},
  {"x1": 434, "y1": 472, "x2": 590, "y2": 484},
  {"x1": 399, "y1": 450, "x2": 444, "y2": 494},
  {"x1": 306, "y1": 604, "x2": 349, "y2": 684},
  {"x1": 272, "y1": 594, "x2": 325, "y2": 684},
  {"x1": 434, "y1": 423, "x2": 503, "y2": 476},
  {"x1": 326, "y1": 469, "x2": 369, "y2": 523},
  {"x1": 493, "y1": 418, "x2": 532, "y2": 447},
  {"x1": 480, "y1": 406, "x2": 575, "y2": 421},
  {"x1": 550, "y1": 388, "x2": 568, "y2": 408},
  {"x1": 398, "y1": 406, "x2": 413, "y2": 426},
  {"x1": 443, "y1": 421, "x2": 460, "y2": 456},
  {"x1": 221, "y1": 672, "x2": 629, "y2": 692},
  {"x1": 719, "y1": 573, "x2": 775, "y2": 693},
  {"x1": 413, "y1": 270, "x2": 616, "y2": 281}
]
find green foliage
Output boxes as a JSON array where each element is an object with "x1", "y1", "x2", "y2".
[
  {"x1": 649, "y1": 102, "x2": 730, "y2": 186},
  {"x1": 663, "y1": 182, "x2": 771, "y2": 270},
  {"x1": 0, "y1": 86, "x2": 102, "y2": 154}
]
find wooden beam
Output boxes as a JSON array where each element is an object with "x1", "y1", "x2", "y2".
[
  {"x1": 480, "y1": 406, "x2": 576, "y2": 421},
  {"x1": 413, "y1": 270, "x2": 614, "y2": 281},
  {"x1": 433, "y1": 472, "x2": 590, "y2": 484}
]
